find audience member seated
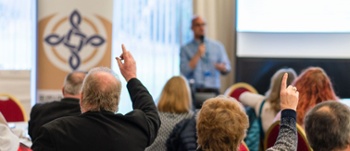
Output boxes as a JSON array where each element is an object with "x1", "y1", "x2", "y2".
[
  {"x1": 304, "y1": 101, "x2": 350, "y2": 151},
  {"x1": 291, "y1": 66, "x2": 338, "y2": 126},
  {"x1": 145, "y1": 76, "x2": 194, "y2": 151},
  {"x1": 31, "y1": 45, "x2": 161, "y2": 151},
  {"x1": 239, "y1": 68, "x2": 297, "y2": 133},
  {"x1": 0, "y1": 112, "x2": 20, "y2": 151},
  {"x1": 166, "y1": 114, "x2": 197, "y2": 151},
  {"x1": 196, "y1": 73, "x2": 299, "y2": 151},
  {"x1": 28, "y1": 71, "x2": 86, "y2": 141}
]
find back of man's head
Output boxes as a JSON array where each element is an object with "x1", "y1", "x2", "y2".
[
  {"x1": 80, "y1": 67, "x2": 121, "y2": 113},
  {"x1": 63, "y1": 71, "x2": 86, "y2": 96},
  {"x1": 304, "y1": 101, "x2": 350, "y2": 151}
]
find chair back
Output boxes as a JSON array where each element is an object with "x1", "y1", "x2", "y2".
[
  {"x1": 18, "y1": 143, "x2": 32, "y2": 151},
  {"x1": 224, "y1": 82, "x2": 258, "y2": 100},
  {"x1": 239, "y1": 141, "x2": 250, "y2": 151},
  {"x1": 0, "y1": 93, "x2": 27, "y2": 122},
  {"x1": 194, "y1": 92, "x2": 217, "y2": 109},
  {"x1": 264, "y1": 121, "x2": 313, "y2": 151}
]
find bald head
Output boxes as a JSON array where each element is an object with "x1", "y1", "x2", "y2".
[
  {"x1": 304, "y1": 101, "x2": 350, "y2": 151},
  {"x1": 63, "y1": 71, "x2": 86, "y2": 96},
  {"x1": 80, "y1": 67, "x2": 121, "y2": 113},
  {"x1": 191, "y1": 15, "x2": 206, "y2": 39},
  {"x1": 94, "y1": 71, "x2": 118, "y2": 92}
]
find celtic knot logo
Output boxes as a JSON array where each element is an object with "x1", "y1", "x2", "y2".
[{"x1": 44, "y1": 10, "x2": 105, "y2": 70}]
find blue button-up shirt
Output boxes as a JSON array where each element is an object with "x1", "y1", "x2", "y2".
[{"x1": 180, "y1": 38, "x2": 231, "y2": 89}]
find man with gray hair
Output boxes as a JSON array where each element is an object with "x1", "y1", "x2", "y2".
[
  {"x1": 31, "y1": 45, "x2": 161, "y2": 151},
  {"x1": 28, "y1": 71, "x2": 86, "y2": 141},
  {"x1": 304, "y1": 101, "x2": 350, "y2": 151}
]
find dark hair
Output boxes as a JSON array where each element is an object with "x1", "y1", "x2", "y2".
[{"x1": 304, "y1": 101, "x2": 350, "y2": 151}]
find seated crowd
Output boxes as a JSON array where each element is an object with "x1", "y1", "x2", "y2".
[
  {"x1": 32, "y1": 45, "x2": 161, "y2": 151},
  {"x1": 28, "y1": 71, "x2": 86, "y2": 141},
  {"x1": 2, "y1": 45, "x2": 350, "y2": 151}
]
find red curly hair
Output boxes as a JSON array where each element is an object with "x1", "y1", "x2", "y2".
[{"x1": 293, "y1": 67, "x2": 338, "y2": 125}]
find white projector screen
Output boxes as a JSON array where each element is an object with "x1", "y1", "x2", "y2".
[{"x1": 236, "y1": 0, "x2": 350, "y2": 58}]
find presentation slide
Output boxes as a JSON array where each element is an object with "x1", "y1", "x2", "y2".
[{"x1": 236, "y1": 0, "x2": 350, "y2": 58}]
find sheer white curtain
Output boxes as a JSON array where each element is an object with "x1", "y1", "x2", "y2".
[
  {"x1": 0, "y1": 0, "x2": 36, "y2": 117},
  {"x1": 0, "y1": 0, "x2": 36, "y2": 70},
  {"x1": 112, "y1": 0, "x2": 192, "y2": 113}
]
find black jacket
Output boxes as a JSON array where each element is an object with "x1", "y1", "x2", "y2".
[
  {"x1": 167, "y1": 116, "x2": 197, "y2": 151},
  {"x1": 28, "y1": 97, "x2": 81, "y2": 140},
  {"x1": 31, "y1": 78, "x2": 161, "y2": 151}
]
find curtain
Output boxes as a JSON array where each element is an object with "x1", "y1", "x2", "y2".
[
  {"x1": 112, "y1": 0, "x2": 192, "y2": 113},
  {"x1": 0, "y1": 0, "x2": 36, "y2": 70},
  {"x1": 0, "y1": 0, "x2": 193, "y2": 113}
]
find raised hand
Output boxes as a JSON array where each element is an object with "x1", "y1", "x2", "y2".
[
  {"x1": 280, "y1": 73, "x2": 299, "y2": 111},
  {"x1": 116, "y1": 44, "x2": 137, "y2": 82}
]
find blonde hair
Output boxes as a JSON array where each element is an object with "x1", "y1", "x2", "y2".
[
  {"x1": 157, "y1": 76, "x2": 192, "y2": 113},
  {"x1": 265, "y1": 68, "x2": 297, "y2": 113},
  {"x1": 197, "y1": 96, "x2": 249, "y2": 151}
]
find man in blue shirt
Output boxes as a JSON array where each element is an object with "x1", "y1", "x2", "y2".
[{"x1": 180, "y1": 15, "x2": 231, "y2": 103}]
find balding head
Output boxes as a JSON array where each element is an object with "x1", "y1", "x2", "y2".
[
  {"x1": 80, "y1": 67, "x2": 122, "y2": 113},
  {"x1": 191, "y1": 15, "x2": 206, "y2": 39},
  {"x1": 304, "y1": 101, "x2": 350, "y2": 151},
  {"x1": 63, "y1": 71, "x2": 86, "y2": 97}
]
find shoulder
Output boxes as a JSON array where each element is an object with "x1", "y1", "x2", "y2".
[
  {"x1": 60, "y1": 98, "x2": 80, "y2": 104},
  {"x1": 33, "y1": 101, "x2": 57, "y2": 107},
  {"x1": 240, "y1": 92, "x2": 265, "y2": 102},
  {"x1": 32, "y1": 99, "x2": 79, "y2": 113},
  {"x1": 43, "y1": 115, "x2": 80, "y2": 129},
  {"x1": 31, "y1": 101, "x2": 60, "y2": 112},
  {"x1": 181, "y1": 40, "x2": 196, "y2": 49},
  {"x1": 158, "y1": 112, "x2": 191, "y2": 123},
  {"x1": 206, "y1": 38, "x2": 223, "y2": 46}
]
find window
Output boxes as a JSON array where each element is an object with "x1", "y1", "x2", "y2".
[
  {"x1": 0, "y1": 0, "x2": 36, "y2": 70},
  {"x1": 0, "y1": 0, "x2": 192, "y2": 114},
  {"x1": 112, "y1": 0, "x2": 192, "y2": 113}
]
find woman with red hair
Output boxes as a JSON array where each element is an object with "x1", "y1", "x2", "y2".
[{"x1": 293, "y1": 67, "x2": 338, "y2": 125}]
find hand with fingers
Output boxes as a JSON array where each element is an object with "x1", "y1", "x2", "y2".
[
  {"x1": 280, "y1": 73, "x2": 299, "y2": 111},
  {"x1": 116, "y1": 44, "x2": 137, "y2": 82}
]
